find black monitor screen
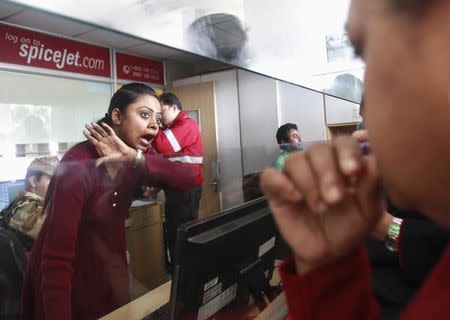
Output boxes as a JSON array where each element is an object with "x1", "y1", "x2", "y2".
[{"x1": 169, "y1": 198, "x2": 280, "y2": 320}]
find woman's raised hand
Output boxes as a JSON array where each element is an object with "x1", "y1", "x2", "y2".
[{"x1": 83, "y1": 122, "x2": 135, "y2": 167}]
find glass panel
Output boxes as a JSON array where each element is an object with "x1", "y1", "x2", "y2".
[
  {"x1": 0, "y1": 70, "x2": 111, "y2": 181},
  {"x1": 11, "y1": 0, "x2": 363, "y2": 102},
  {"x1": 0, "y1": 11, "x2": 366, "y2": 314},
  {"x1": 186, "y1": 109, "x2": 200, "y2": 125}
]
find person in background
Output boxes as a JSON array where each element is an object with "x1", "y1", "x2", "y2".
[
  {"x1": 273, "y1": 123, "x2": 301, "y2": 171},
  {"x1": 22, "y1": 83, "x2": 196, "y2": 320},
  {"x1": 152, "y1": 92, "x2": 203, "y2": 268},
  {"x1": 0, "y1": 156, "x2": 59, "y2": 250},
  {"x1": 260, "y1": 0, "x2": 450, "y2": 319}
]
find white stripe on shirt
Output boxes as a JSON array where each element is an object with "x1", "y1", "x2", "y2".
[
  {"x1": 163, "y1": 128, "x2": 181, "y2": 152},
  {"x1": 168, "y1": 156, "x2": 203, "y2": 164}
]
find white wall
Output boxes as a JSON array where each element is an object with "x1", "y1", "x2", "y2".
[
  {"x1": 237, "y1": 69, "x2": 279, "y2": 175},
  {"x1": 325, "y1": 94, "x2": 361, "y2": 125},
  {"x1": 277, "y1": 82, "x2": 327, "y2": 143},
  {"x1": 242, "y1": 0, "x2": 359, "y2": 90}
]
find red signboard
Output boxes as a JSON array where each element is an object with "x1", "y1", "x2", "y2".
[
  {"x1": 116, "y1": 52, "x2": 164, "y2": 85},
  {"x1": 0, "y1": 23, "x2": 111, "y2": 78}
]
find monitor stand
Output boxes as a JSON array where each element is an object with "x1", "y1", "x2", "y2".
[{"x1": 239, "y1": 258, "x2": 282, "y2": 311}]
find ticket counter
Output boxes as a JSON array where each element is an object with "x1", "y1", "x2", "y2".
[{"x1": 126, "y1": 201, "x2": 168, "y2": 299}]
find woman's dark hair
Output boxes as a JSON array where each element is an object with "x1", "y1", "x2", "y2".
[
  {"x1": 98, "y1": 82, "x2": 159, "y2": 125},
  {"x1": 159, "y1": 93, "x2": 182, "y2": 110},
  {"x1": 276, "y1": 123, "x2": 299, "y2": 144}
]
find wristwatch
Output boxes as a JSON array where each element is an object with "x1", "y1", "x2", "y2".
[
  {"x1": 132, "y1": 149, "x2": 143, "y2": 168},
  {"x1": 384, "y1": 217, "x2": 403, "y2": 252}
]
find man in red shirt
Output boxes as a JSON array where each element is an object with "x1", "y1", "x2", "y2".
[
  {"x1": 260, "y1": 0, "x2": 450, "y2": 319},
  {"x1": 152, "y1": 93, "x2": 203, "y2": 267}
]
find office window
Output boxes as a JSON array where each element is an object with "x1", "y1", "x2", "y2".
[{"x1": 0, "y1": 70, "x2": 111, "y2": 181}]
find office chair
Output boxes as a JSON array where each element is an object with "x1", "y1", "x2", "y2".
[
  {"x1": 242, "y1": 172, "x2": 263, "y2": 202},
  {"x1": 0, "y1": 229, "x2": 27, "y2": 318}
]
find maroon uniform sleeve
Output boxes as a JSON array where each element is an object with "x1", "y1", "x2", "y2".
[
  {"x1": 39, "y1": 160, "x2": 92, "y2": 320},
  {"x1": 143, "y1": 150, "x2": 197, "y2": 191},
  {"x1": 280, "y1": 246, "x2": 380, "y2": 320}
]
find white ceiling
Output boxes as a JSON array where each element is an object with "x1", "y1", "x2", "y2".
[{"x1": 0, "y1": 0, "x2": 227, "y2": 67}]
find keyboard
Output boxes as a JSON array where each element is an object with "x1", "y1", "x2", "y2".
[{"x1": 144, "y1": 303, "x2": 170, "y2": 320}]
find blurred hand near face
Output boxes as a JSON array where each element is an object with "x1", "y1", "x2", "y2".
[
  {"x1": 352, "y1": 129, "x2": 369, "y2": 143},
  {"x1": 260, "y1": 136, "x2": 384, "y2": 274},
  {"x1": 352, "y1": 129, "x2": 394, "y2": 240},
  {"x1": 84, "y1": 122, "x2": 135, "y2": 167}
]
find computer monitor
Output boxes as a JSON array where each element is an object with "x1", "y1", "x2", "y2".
[
  {"x1": 0, "y1": 180, "x2": 25, "y2": 211},
  {"x1": 168, "y1": 197, "x2": 281, "y2": 320}
]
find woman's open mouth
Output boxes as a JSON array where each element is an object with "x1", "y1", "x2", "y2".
[{"x1": 138, "y1": 134, "x2": 154, "y2": 148}]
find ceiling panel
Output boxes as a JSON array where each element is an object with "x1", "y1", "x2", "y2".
[
  {"x1": 75, "y1": 28, "x2": 145, "y2": 49},
  {"x1": 1, "y1": 2, "x2": 224, "y2": 66},
  {"x1": 167, "y1": 52, "x2": 207, "y2": 64},
  {"x1": 0, "y1": 1, "x2": 24, "y2": 19},
  {"x1": 4, "y1": 9, "x2": 94, "y2": 36},
  {"x1": 127, "y1": 42, "x2": 182, "y2": 60}
]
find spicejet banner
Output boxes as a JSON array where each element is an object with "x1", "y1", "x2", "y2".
[
  {"x1": 0, "y1": 23, "x2": 111, "y2": 78},
  {"x1": 116, "y1": 52, "x2": 164, "y2": 85}
]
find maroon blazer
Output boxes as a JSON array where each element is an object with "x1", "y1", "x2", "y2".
[{"x1": 22, "y1": 141, "x2": 197, "y2": 319}]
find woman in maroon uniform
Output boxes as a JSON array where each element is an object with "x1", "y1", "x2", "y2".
[{"x1": 22, "y1": 83, "x2": 194, "y2": 320}]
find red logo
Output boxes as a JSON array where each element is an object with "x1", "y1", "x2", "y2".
[
  {"x1": 0, "y1": 23, "x2": 111, "y2": 77},
  {"x1": 116, "y1": 52, "x2": 164, "y2": 84},
  {"x1": 122, "y1": 65, "x2": 131, "y2": 75}
]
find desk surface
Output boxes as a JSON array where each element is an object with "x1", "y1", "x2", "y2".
[
  {"x1": 100, "y1": 281, "x2": 171, "y2": 320},
  {"x1": 131, "y1": 200, "x2": 159, "y2": 208},
  {"x1": 255, "y1": 293, "x2": 287, "y2": 320},
  {"x1": 102, "y1": 268, "x2": 287, "y2": 320}
]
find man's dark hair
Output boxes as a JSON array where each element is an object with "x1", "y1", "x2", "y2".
[
  {"x1": 276, "y1": 123, "x2": 298, "y2": 144},
  {"x1": 25, "y1": 171, "x2": 47, "y2": 190},
  {"x1": 160, "y1": 93, "x2": 182, "y2": 110}
]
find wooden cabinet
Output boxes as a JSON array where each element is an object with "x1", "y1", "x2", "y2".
[
  {"x1": 327, "y1": 123, "x2": 358, "y2": 140},
  {"x1": 125, "y1": 201, "x2": 168, "y2": 299}
]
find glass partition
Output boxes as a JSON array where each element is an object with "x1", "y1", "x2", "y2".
[
  {"x1": 0, "y1": 4, "x2": 364, "y2": 317},
  {"x1": 0, "y1": 67, "x2": 360, "y2": 302},
  {"x1": 0, "y1": 70, "x2": 111, "y2": 182},
  {"x1": 10, "y1": 0, "x2": 363, "y2": 102}
]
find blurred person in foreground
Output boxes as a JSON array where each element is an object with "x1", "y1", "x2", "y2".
[{"x1": 260, "y1": 0, "x2": 450, "y2": 319}]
